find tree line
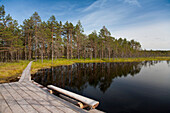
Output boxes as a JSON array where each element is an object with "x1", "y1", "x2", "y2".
[{"x1": 0, "y1": 5, "x2": 169, "y2": 62}]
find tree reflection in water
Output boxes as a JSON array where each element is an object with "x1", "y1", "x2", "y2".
[{"x1": 32, "y1": 61, "x2": 158, "y2": 93}]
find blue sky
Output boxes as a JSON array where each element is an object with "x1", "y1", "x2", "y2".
[{"x1": 0, "y1": 0, "x2": 170, "y2": 50}]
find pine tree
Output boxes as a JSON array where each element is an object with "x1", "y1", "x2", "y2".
[
  {"x1": 69, "y1": 22, "x2": 74, "y2": 59},
  {"x1": 63, "y1": 21, "x2": 70, "y2": 59},
  {"x1": 75, "y1": 20, "x2": 83, "y2": 59},
  {"x1": 32, "y1": 12, "x2": 41, "y2": 61},
  {"x1": 48, "y1": 15, "x2": 56, "y2": 63}
]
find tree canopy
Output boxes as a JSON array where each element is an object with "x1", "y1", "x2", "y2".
[{"x1": 0, "y1": 5, "x2": 169, "y2": 62}]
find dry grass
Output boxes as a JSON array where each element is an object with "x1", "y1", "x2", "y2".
[{"x1": 0, "y1": 60, "x2": 29, "y2": 83}]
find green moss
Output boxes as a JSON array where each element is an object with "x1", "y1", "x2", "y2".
[{"x1": 0, "y1": 57, "x2": 170, "y2": 83}]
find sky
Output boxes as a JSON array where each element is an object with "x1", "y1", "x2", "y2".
[{"x1": 0, "y1": 0, "x2": 170, "y2": 50}]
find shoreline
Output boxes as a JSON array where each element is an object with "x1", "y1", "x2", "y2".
[{"x1": 0, "y1": 57, "x2": 170, "y2": 83}]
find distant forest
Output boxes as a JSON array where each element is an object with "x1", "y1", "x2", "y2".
[{"x1": 0, "y1": 5, "x2": 170, "y2": 62}]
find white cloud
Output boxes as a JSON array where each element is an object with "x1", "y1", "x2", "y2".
[
  {"x1": 74, "y1": 0, "x2": 170, "y2": 50},
  {"x1": 113, "y1": 21, "x2": 170, "y2": 50}
]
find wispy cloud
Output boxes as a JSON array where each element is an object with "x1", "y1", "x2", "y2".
[
  {"x1": 2, "y1": 0, "x2": 170, "y2": 49},
  {"x1": 82, "y1": 0, "x2": 107, "y2": 12},
  {"x1": 74, "y1": 0, "x2": 142, "y2": 34},
  {"x1": 70, "y1": 0, "x2": 170, "y2": 50},
  {"x1": 78, "y1": 7, "x2": 129, "y2": 34},
  {"x1": 123, "y1": 0, "x2": 141, "y2": 7}
]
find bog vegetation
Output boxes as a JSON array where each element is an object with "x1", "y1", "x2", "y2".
[
  {"x1": 1, "y1": 5, "x2": 170, "y2": 63},
  {"x1": 0, "y1": 5, "x2": 170, "y2": 83}
]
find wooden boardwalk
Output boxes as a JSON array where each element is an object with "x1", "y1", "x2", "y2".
[{"x1": 0, "y1": 62, "x2": 103, "y2": 113}]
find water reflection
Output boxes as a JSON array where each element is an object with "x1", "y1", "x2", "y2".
[
  {"x1": 32, "y1": 61, "x2": 158, "y2": 93},
  {"x1": 32, "y1": 61, "x2": 170, "y2": 113}
]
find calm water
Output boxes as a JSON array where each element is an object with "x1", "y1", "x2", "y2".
[{"x1": 32, "y1": 61, "x2": 170, "y2": 113}]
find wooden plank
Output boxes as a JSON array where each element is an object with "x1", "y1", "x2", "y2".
[
  {"x1": 0, "y1": 91, "x2": 12, "y2": 113},
  {"x1": 28, "y1": 81, "x2": 88, "y2": 113},
  {"x1": 9, "y1": 83, "x2": 51, "y2": 113},
  {"x1": 0, "y1": 84, "x2": 25, "y2": 113},
  {"x1": 19, "y1": 61, "x2": 32, "y2": 82},
  {"x1": 25, "y1": 82, "x2": 79, "y2": 113},
  {"x1": 25, "y1": 81, "x2": 86, "y2": 113},
  {"x1": 3, "y1": 83, "x2": 38, "y2": 113},
  {"x1": 16, "y1": 82, "x2": 63, "y2": 113},
  {"x1": 89, "y1": 109, "x2": 104, "y2": 113},
  {"x1": 20, "y1": 82, "x2": 67, "y2": 113}
]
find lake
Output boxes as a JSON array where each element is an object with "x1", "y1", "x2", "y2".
[{"x1": 32, "y1": 61, "x2": 170, "y2": 113}]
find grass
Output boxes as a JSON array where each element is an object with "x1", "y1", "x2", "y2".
[
  {"x1": 0, "y1": 57, "x2": 170, "y2": 83},
  {"x1": 31, "y1": 58, "x2": 105, "y2": 74},
  {"x1": 0, "y1": 60, "x2": 30, "y2": 83},
  {"x1": 103, "y1": 57, "x2": 170, "y2": 62}
]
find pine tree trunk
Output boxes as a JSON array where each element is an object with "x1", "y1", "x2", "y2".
[
  {"x1": 10, "y1": 51, "x2": 13, "y2": 62},
  {"x1": 67, "y1": 31, "x2": 69, "y2": 59},
  {"x1": 101, "y1": 42, "x2": 103, "y2": 59},
  {"x1": 47, "y1": 43, "x2": 50, "y2": 60},
  {"x1": 17, "y1": 50, "x2": 20, "y2": 62},
  {"x1": 15, "y1": 51, "x2": 17, "y2": 61},
  {"x1": 70, "y1": 30, "x2": 73, "y2": 59},
  {"x1": 90, "y1": 43, "x2": 93, "y2": 60},
  {"x1": 77, "y1": 35, "x2": 79, "y2": 59},
  {"x1": 95, "y1": 42, "x2": 97, "y2": 59},
  {"x1": 5, "y1": 52, "x2": 7, "y2": 62},
  {"x1": 41, "y1": 44, "x2": 43, "y2": 63},
  {"x1": 25, "y1": 36, "x2": 27, "y2": 60},
  {"x1": 52, "y1": 28, "x2": 54, "y2": 63},
  {"x1": 28, "y1": 33, "x2": 31, "y2": 60},
  {"x1": 35, "y1": 25, "x2": 38, "y2": 61},
  {"x1": 35, "y1": 37, "x2": 37, "y2": 61},
  {"x1": 84, "y1": 46, "x2": 86, "y2": 60},
  {"x1": 108, "y1": 48, "x2": 110, "y2": 60},
  {"x1": 43, "y1": 40, "x2": 45, "y2": 59}
]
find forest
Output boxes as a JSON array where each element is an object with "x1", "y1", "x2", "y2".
[{"x1": 0, "y1": 5, "x2": 170, "y2": 63}]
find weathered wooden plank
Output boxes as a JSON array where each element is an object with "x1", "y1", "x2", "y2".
[
  {"x1": 0, "y1": 92, "x2": 13, "y2": 113},
  {"x1": 16, "y1": 82, "x2": 63, "y2": 113},
  {"x1": 26, "y1": 81, "x2": 87, "y2": 113},
  {"x1": 27, "y1": 82, "x2": 78, "y2": 113},
  {"x1": 3, "y1": 83, "x2": 38, "y2": 113},
  {"x1": 19, "y1": 61, "x2": 33, "y2": 82},
  {"x1": 9, "y1": 83, "x2": 51, "y2": 113},
  {"x1": 25, "y1": 82, "x2": 70, "y2": 104},
  {"x1": 25, "y1": 82, "x2": 80, "y2": 112},
  {"x1": 89, "y1": 109, "x2": 104, "y2": 113},
  {"x1": 0, "y1": 84, "x2": 25, "y2": 113},
  {"x1": 20, "y1": 82, "x2": 65, "y2": 113}
]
